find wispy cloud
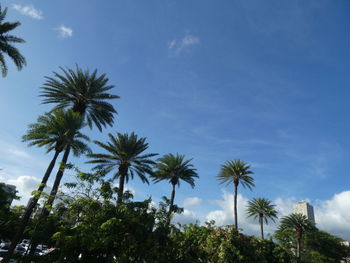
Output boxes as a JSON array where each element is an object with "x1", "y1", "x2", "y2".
[
  {"x1": 12, "y1": 4, "x2": 43, "y2": 20},
  {"x1": 168, "y1": 34, "x2": 200, "y2": 56},
  {"x1": 183, "y1": 197, "x2": 202, "y2": 207},
  {"x1": 56, "y1": 26, "x2": 73, "y2": 38}
]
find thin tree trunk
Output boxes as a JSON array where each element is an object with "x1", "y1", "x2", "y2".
[
  {"x1": 117, "y1": 173, "x2": 125, "y2": 206},
  {"x1": 29, "y1": 146, "x2": 71, "y2": 255},
  {"x1": 5, "y1": 150, "x2": 60, "y2": 262},
  {"x1": 296, "y1": 230, "x2": 302, "y2": 262},
  {"x1": 43, "y1": 145, "x2": 71, "y2": 216},
  {"x1": 259, "y1": 215, "x2": 264, "y2": 239},
  {"x1": 233, "y1": 182, "x2": 238, "y2": 230},
  {"x1": 167, "y1": 183, "x2": 176, "y2": 225}
]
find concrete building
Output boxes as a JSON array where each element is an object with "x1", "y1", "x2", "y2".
[
  {"x1": 0, "y1": 183, "x2": 17, "y2": 205},
  {"x1": 293, "y1": 201, "x2": 315, "y2": 224}
]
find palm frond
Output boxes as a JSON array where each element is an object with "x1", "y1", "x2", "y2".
[{"x1": 40, "y1": 65, "x2": 119, "y2": 131}]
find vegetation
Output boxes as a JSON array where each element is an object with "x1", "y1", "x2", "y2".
[{"x1": 0, "y1": 5, "x2": 26, "y2": 77}]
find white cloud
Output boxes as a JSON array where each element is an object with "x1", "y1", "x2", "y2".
[
  {"x1": 173, "y1": 209, "x2": 200, "y2": 225},
  {"x1": 7, "y1": 175, "x2": 41, "y2": 205},
  {"x1": 168, "y1": 34, "x2": 200, "y2": 55},
  {"x1": 12, "y1": 4, "x2": 43, "y2": 20},
  {"x1": 205, "y1": 191, "x2": 262, "y2": 234},
  {"x1": 56, "y1": 26, "x2": 73, "y2": 38},
  {"x1": 315, "y1": 191, "x2": 350, "y2": 239},
  {"x1": 183, "y1": 197, "x2": 202, "y2": 207}
]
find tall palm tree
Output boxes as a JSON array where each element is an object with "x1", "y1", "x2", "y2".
[
  {"x1": 217, "y1": 159, "x2": 254, "y2": 230},
  {"x1": 87, "y1": 132, "x2": 157, "y2": 205},
  {"x1": 20, "y1": 66, "x2": 117, "y2": 257},
  {"x1": 152, "y1": 153, "x2": 198, "y2": 223},
  {"x1": 6, "y1": 110, "x2": 89, "y2": 261},
  {"x1": 279, "y1": 213, "x2": 315, "y2": 262},
  {"x1": 38, "y1": 66, "x2": 118, "y2": 211},
  {"x1": 246, "y1": 198, "x2": 278, "y2": 239},
  {"x1": 0, "y1": 5, "x2": 26, "y2": 77}
]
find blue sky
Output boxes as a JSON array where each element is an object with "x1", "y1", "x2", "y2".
[{"x1": 1, "y1": 0, "x2": 350, "y2": 239}]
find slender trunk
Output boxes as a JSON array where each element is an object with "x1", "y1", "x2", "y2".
[
  {"x1": 5, "y1": 150, "x2": 60, "y2": 262},
  {"x1": 233, "y1": 182, "x2": 238, "y2": 230},
  {"x1": 29, "y1": 146, "x2": 71, "y2": 255},
  {"x1": 117, "y1": 173, "x2": 125, "y2": 206},
  {"x1": 43, "y1": 145, "x2": 71, "y2": 216},
  {"x1": 259, "y1": 215, "x2": 264, "y2": 239},
  {"x1": 296, "y1": 230, "x2": 302, "y2": 262},
  {"x1": 167, "y1": 183, "x2": 176, "y2": 225}
]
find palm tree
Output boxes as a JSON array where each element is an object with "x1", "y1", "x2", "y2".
[
  {"x1": 6, "y1": 110, "x2": 89, "y2": 260},
  {"x1": 38, "y1": 66, "x2": 118, "y2": 211},
  {"x1": 152, "y1": 153, "x2": 198, "y2": 223},
  {"x1": 246, "y1": 198, "x2": 278, "y2": 239},
  {"x1": 217, "y1": 159, "x2": 254, "y2": 230},
  {"x1": 87, "y1": 132, "x2": 157, "y2": 205},
  {"x1": 40, "y1": 65, "x2": 119, "y2": 131},
  {"x1": 279, "y1": 213, "x2": 315, "y2": 262},
  {"x1": 0, "y1": 5, "x2": 26, "y2": 77}
]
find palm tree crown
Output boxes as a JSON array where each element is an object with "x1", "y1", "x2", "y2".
[
  {"x1": 0, "y1": 5, "x2": 26, "y2": 77},
  {"x1": 87, "y1": 132, "x2": 157, "y2": 204},
  {"x1": 40, "y1": 66, "x2": 119, "y2": 131},
  {"x1": 247, "y1": 198, "x2": 278, "y2": 224},
  {"x1": 247, "y1": 197, "x2": 278, "y2": 239},
  {"x1": 22, "y1": 109, "x2": 90, "y2": 156},
  {"x1": 279, "y1": 213, "x2": 315, "y2": 233},
  {"x1": 217, "y1": 159, "x2": 254, "y2": 188},
  {"x1": 152, "y1": 153, "x2": 198, "y2": 188}
]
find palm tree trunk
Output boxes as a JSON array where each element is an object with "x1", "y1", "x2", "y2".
[
  {"x1": 167, "y1": 183, "x2": 176, "y2": 225},
  {"x1": 117, "y1": 173, "x2": 125, "y2": 206},
  {"x1": 259, "y1": 215, "x2": 264, "y2": 239},
  {"x1": 296, "y1": 230, "x2": 302, "y2": 262},
  {"x1": 28, "y1": 146, "x2": 71, "y2": 255},
  {"x1": 4, "y1": 150, "x2": 60, "y2": 262},
  {"x1": 233, "y1": 182, "x2": 238, "y2": 230},
  {"x1": 42, "y1": 145, "x2": 71, "y2": 217}
]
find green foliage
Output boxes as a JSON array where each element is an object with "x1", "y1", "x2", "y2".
[
  {"x1": 40, "y1": 65, "x2": 119, "y2": 131},
  {"x1": 247, "y1": 198, "x2": 278, "y2": 225},
  {"x1": 217, "y1": 159, "x2": 254, "y2": 189},
  {"x1": 0, "y1": 205, "x2": 26, "y2": 240},
  {"x1": 0, "y1": 4, "x2": 26, "y2": 77},
  {"x1": 275, "y1": 227, "x2": 350, "y2": 263},
  {"x1": 152, "y1": 153, "x2": 198, "y2": 188},
  {"x1": 13, "y1": 171, "x2": 350, "y2": 263},
  {"x1": 23, "y1": 109, "x2": 90, "y2": 156},
  {"x1": 87, "y1": 132, "x2": 157, "y2": 204}
]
